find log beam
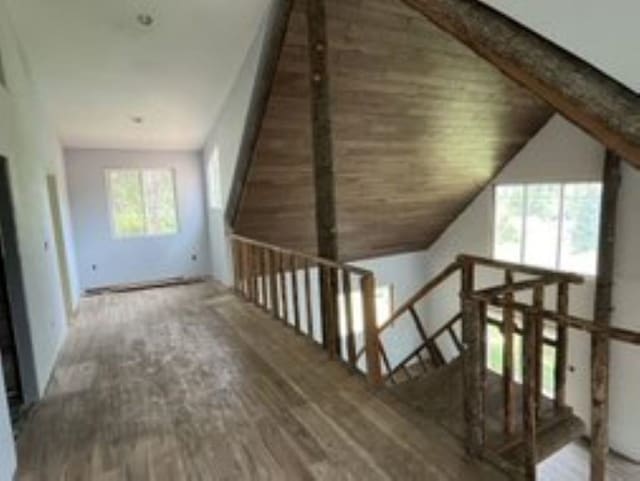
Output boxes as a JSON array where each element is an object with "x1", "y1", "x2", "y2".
[
  {"x1": 591, "y1": 151, "x2": 622, "y2": 481},
  {"x1": 401, "y1": 0, "x2": 640, "y2": 167}
]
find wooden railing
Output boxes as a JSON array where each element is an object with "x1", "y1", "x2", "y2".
[
  {"x1": 360, "y1": 260, "x2": 465, "y2": 383},
  {"x1": 458, "y1": 254, "x2": 640, "y2": 480},
  {"x1": 230, "y1": 234, "x2": 382, "y2": 385}
]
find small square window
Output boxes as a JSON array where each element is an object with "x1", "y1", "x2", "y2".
[{"x1": 107, "y1": 168, "x2": 179, "y2": 238}]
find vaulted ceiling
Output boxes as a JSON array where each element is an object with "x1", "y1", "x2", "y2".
[{"x1": 234, "y1": 0, "x2": 553, "y2": 260}]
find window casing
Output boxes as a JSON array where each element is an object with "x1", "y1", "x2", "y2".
[
  {"x1": 493, "y1": 182, "x2": 602, "y2": 276},
  {"x1": 107, "y1": 168, "x2": 179, "y2": 239}
]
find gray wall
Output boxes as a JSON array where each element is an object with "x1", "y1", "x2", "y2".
[
  {"x1": 202, "y1": 1, "x2": 273, "y2": 285},
  {"x1": 0, "y1": 2, "x2": 79, "y2": 478},
  {"x1": 66, "y1": 149, "x2": 210, "y2": 290}
]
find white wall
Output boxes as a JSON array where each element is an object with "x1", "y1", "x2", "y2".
[
  {"x1": 203, "y1": 2, "x2": 273, "y2": 286},
  {"x1": 479, "y1": 0, "x2": 640, "y2": 93},
  {"x1": 66, "y1": 149, "x2": 210, "y2": 291},
  {"x1": 354, "y1": 251, "x2": 432, "y2": 368},
  {"x1": 418, "y1": 114, "x2": 640, "y2": 460},
  {"x1": 0, "y1": 2, "x2": 78, "y2": 478}
]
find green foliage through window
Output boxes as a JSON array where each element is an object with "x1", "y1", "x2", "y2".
[
  {"x1": 108, "y1": 169, "x2": 178, "y2": 238},
  {"x1": 494, "y1": 182, "x2": 602, "y2": 275}
]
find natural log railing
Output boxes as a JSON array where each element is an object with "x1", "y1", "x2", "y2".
[
  {"x1": 230, "y1": 234, "x2": 382, "y2": 386},
  {"x1": 355, "y1": 260, "x2": 465, "y2": 383},
  {"x1": 458, "y1": 254, "x2": 640, "y2": 481}
]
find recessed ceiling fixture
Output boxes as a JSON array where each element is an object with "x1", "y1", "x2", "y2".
[
  {"x1": 131, "y1": 116, "x2": 144, "y2": 124},
  {"x1": 136, "y1": 13, "x2": 154, "y2": 27}
]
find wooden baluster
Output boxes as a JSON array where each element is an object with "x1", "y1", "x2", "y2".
[
  {"x1": 532, "y1": 284, "x2": 545, "y2": 417},
  {"x1": 522, "y1": 308, "x2": 539, "y2": 481},
  {"x1": 555, "y1": 281, "x2": 569, "y2": 409},
  {"x1": 361, "y1": 273, "x2": 382, "y2": 386},
  {"x1": 503, "y1": 270, "x2": 516, "y2": 435},
  {"x1": 322, "y1": 266, "x2": 338, "y2": 358},
  {"x1": 461, "y1": 260, "x2": 484, "y2": 456},
  {"x1": 379, "y1": 344, "x2": 394, "y2": 384},
  {"x1": 269, "y1": 250, "x2": 279, "y2": 319},
  {"x1": 304, "y1": 260, "x2": 314, "y2": 341},
  {"x1": 279, "y1": 252, "x2": 288, "y2": 324},
  {"x1": 245, "y1": 244, "x2": 252, "y2": 301},
  {"x1": 261, "y1": 247, "x2": 268, "y2": 310},
  {"x1": 342, "y1": 270, "x2": 356, "y2": 369},
  {"x1": 240, "y1": 241, "x2": 248, "y2": 298},
  {"x1": 237, "y1": 241, "x2": 245, "y2": 297},
  {"x1": 448, "y1": 325, "x2": 464, "y2": 355},
  {"x1": 252, "y1": 245, "x2": 259, "y2": 305},
  {"x1": 232, "y1": 239, "x2": 240, "y2": 293},
  {"x1": 290, "y1": 255, "x2": 301, "y2": 333}
]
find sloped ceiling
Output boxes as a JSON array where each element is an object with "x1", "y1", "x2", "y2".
[{"x1": 235, "y1": 0, "x2": 553, "y2": 260}]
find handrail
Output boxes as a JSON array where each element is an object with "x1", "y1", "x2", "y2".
[
  {"x1": 377, "y1": 261, "x2": 461, "y2": 334},
  {"x1": 354, "y1": 260, "x2": 461, "y2": 364},
  {"x1": 458, "y1": 254, "x2": 584, "y2": 284},
  {"x1": 478, "y1": 295, "x2": 640, "y2": 345},
  {"x1": 230, "y1": 234, "x2": 383, "y2": 386},
  {"x1": 230, "y1": 234, "x2": 372, "y2": 277}
]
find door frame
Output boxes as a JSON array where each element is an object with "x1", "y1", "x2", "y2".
[
  {"x1": 46, "y1": 174, "x2": 73, "y2": 319},
  {"x1": 0, "y1": 156, "x2": 39, "y2": 402}
]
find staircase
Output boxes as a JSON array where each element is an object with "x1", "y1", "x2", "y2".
[
  {"x1": 230, "y1": 235, "x2": 640, "y2": 481},
  {"x1": 365, "y1": 255, "x2": 587, "y2": 478}
]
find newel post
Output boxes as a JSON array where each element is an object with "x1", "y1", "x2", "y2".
[
  {"x1": 361, "y1": 273, "x2": 382, "y2": 387},
  {"x1": 460, "y1": 260, "x2": 485, "y2": 456}
]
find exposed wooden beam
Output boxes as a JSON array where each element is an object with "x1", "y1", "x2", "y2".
[
  {"x1": 307, "y1": 0, "x2": 338, "y2": 261},
  {"x1": 226, "y1": 0, "x2": 294, "y2": 227},
  {"x1": 307, "y1": 0, "x2": 340, "y2": 355},
  {"x1": 591, "y1": 151, "x2": 622, "y2": 481},
  {"x1": 401, "y1": 0, "x2": 640, "y2": 167}
]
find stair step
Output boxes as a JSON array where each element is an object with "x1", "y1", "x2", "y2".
[
  {"x1": 500, "y1": 413, "x2": 586, "y2": 464},
  {"x1": 387, "y1": 358, "x2": 586, "y2": 471}
]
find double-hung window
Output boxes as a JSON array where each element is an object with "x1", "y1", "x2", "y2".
[{"x1": 493, "y1": 182, "x2": 602, "y2": 276}]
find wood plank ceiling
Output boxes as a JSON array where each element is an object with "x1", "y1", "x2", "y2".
[{"x1": 234, "y1": 0, "x2": 553, "y2": 260}]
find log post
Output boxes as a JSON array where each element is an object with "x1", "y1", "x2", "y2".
[
  {"x1": 321, "y1": 266, "x2": 338, "y2": 358},
  {"x1": 460, "y1": 257, "x2": 484, "y2": 456},
  {"x1": 307, "y1": 0, "x2": 340, "y2": 356},
  {"x1": 522, "y1": 308, "x2": 539, "y2": 481},
  {"x1": 261, "y1": 247, "x2": 269, "y2": 310},
  {"x1": 532, "y1": 284, "x2": 545, "y2": 416},
  {"x1": 342, "y1": 269, "x2": 357, "y2": 368},
  {"x1": 555, "y1": 281, "x2": 569, "y2": 409},
  {"x1": 269, "y1": 250, "x2": 279, "y2": 319},
  {"x1": 503, "y1": 270, "x2": 516, "y2": 434},
  {"x1": 232, "y1": 239, "x2": 241, "y2": 293},
  {"x1": 361, "y1": 273, "x2": 382, "y2": 386},
  {"x1": 591, "y1": 151, "x2": 622, "y2": 481},
  {"x1": 291, "y1": 255, "x2": 301, "y2": 333},
  {"x1": 462, "y1": 297, "x2": 485, "y2": 456},
  {"x1": 304, "y1": 260, "x2": 314, "y2": 340}
]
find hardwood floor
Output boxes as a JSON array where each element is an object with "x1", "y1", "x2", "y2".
[{"x1": 15, "y1": 283, "x2": 639, "y2": 480}]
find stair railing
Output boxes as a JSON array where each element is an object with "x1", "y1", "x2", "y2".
[
  {"x1": 230, "y1": 234, "x2": 382, "y2": 385},
  {"x1": 355, "y1": 260, "x2": 465, "y2": 383},
  {"x1": 458, "y1": 256, "x2": 584, "y2": 472}
]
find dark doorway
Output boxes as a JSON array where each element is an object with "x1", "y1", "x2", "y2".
[
  {"x1": 0, "y1": 155, "x2": 39, "y2": 428},
  {"x1": 0, "y1": 233, "x2": 23, "y2": 423}
]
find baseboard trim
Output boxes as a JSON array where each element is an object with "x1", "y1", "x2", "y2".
[{"x1": 84, "y1": 276, "x2": 210, "y2": 296}]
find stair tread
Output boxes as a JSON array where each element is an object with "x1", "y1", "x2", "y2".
[{"x1": 387, "y1": 358, "x2": 584, "y2": 468}]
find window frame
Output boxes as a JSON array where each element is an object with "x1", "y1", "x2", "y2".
[
  {"x1": 491, "y1": 181, "x2": 602, "y2": 277},
  {"x1": 106, "y1": 167, "x2": 180, "y2": 240}
]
